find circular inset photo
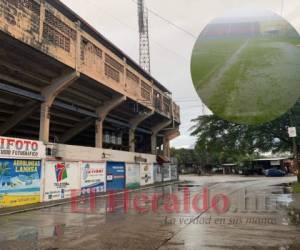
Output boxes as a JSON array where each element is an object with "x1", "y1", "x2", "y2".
[{"x1": 191, "y1": 8, "x2": 300, "y2": 125}]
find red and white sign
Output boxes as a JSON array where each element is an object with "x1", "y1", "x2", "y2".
[{"x1": 0, "y1": 136, "x2": 45, "y2": 159}]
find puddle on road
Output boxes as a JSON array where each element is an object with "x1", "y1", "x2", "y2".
[
  {"x1": 178, "y1": 184, "x2": 203, "y2": 188},
  {"x1": 23, "y1": 224, "x2": 66, "y2": 240}
]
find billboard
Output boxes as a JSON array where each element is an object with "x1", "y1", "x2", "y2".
[
  {"x1": 0, "y1": 137, "x2": 45, "y2": 159},
  {"x1": 163, "y1": 164, "x2": 171, "y2": 182},
  {"x1": 44, "y1": 161, "x2": 80, "y2": 201},
  {"x1": 126, "y1": 163, "x2": 140, "y2": 189},
  {"x1": 81, "y1": 162, "x2": 106, "y2": 193},
  {"x1": 140, "y1": 163, "x2": 154, "y2": 186},
  {"x1": 0, "y1": 159, "x2": 41, "y2": 207},
  {"x1": 153, "y1": 164, "x2": 163, "y2": 183},
  {"x1": 106, "y1": 162, "x2": 126, "y2": 191}
]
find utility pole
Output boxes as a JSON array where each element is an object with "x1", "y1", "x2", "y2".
[
  {"x1": 137, "y1": 0, "x2": 151, "y2": 73},
  {"x1": 288, "y1": 111, "x2": 299, "y2": 182}
]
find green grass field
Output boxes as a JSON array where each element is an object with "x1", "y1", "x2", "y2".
[{"x1": 191, "y1": 36, "x2": 300, "y2": 124}]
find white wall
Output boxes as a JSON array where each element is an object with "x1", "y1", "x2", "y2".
[{"x1": 51, "y1": 144, "x2": 156, "y2": 164}]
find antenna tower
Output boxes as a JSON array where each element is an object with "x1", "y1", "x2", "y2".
[{"x1": 138, "y1": 0, "x2": 151, "y2": 73}]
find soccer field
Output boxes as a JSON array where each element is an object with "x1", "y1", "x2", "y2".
[{"x1": 191, "y1": 36, "x2": 300, "y2": 124}]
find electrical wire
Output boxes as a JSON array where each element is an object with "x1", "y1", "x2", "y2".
[
  {"x1": 83, "y1": 0, "x2": 190, "y2": 62},
  {"x1": 130, "y1": 0, "x2": 198, "y2": 39}
]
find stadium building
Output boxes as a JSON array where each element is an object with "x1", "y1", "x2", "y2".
[{"x1": 0, "y1": 0, "x2": 180, "y2": 161}]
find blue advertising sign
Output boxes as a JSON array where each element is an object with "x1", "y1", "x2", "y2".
[
  {"x1": 0, "y1": 159, "x2": 41, "y2": 207},
  {"x1": 106, "y1": 162, "x2": 125, "y2": 191}
]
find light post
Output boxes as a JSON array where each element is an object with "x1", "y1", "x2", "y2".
[{"x1": 288, "y1": 111, "x2": 299, "y2": 182}]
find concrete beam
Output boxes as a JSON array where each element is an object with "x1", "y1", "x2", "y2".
[
  {"x1": 96, "y1": 95, "x2": 127, "y2": 119},
  {"x1": 165, "y1": 128, "x2": 181, "y2": 141},
  {"x1": 95, "y1": 95, "x2": 126, "y2": 148},
  {"x1": 129, "y1": 111, "x2": 154, "y2": 152},
  {"x1": 60, "y1": 117, "x2": 94, "y2": 144},
  {"x1": 42, "y1": 71, "x2": 80, "y2": 106},
  {"x1": 39, "y1": 71, "x2": 80, "y2": 143},
  {"x1": 0, "y1": 101, "x2": 40, "y2": 135},
  {"x1": 151, "y1": 120, "x2": 172, "y2": 155}
]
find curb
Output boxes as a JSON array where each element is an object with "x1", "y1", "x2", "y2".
[{"x1": 0, "y1": 180, "x2": 184, "y2": 217}]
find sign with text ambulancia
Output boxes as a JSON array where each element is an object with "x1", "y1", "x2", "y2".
[{"x1": 0, "y1": 137, "x2": 45, "y2": 159}]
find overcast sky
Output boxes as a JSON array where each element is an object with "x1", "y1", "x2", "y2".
[{"x1": 61, "y1": 0, "x2": 300, "y2": 149}]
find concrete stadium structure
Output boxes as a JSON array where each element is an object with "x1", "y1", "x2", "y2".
[{"x1": 0, "y1": 0, "x2": 180, "y2": 159}]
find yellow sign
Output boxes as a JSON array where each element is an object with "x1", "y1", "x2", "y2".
[{"x1": 0, "y1": 194, "x2": 40, "y2": 207}]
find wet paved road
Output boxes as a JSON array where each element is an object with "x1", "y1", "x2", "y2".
[{"x1": 0, "y1": 175, "x2": 299, "y2": 250}]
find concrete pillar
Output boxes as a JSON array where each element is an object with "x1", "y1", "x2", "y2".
[
  {"x1": 151, "y1": 134, "x2": 158, "y2": 155},
  {"x1": 95, "y1": 95, "x2": 126, "y2": 148},
  {"x1": 95, "y1": 119, "x2": 104, "y2": 148},
  {"x1": 39, "y1": 103, "x2": 51, "y2": 143},
  {"x1": 163, "y1": 137, "x2": 171, "y2": 158},
  {"x1": 151, "y1": 120, "x2": 172, "y2": 155},
  {"x1": 129, "y1": 129, "x2": 136, "y2": 152},
  {"x1": 129, "y1": 111, "x2": 154, "y2": 152},
  {"x1": 39, "y1": 71, "x2": 80, "y2": 143},
  {"x1": 162, "y1": 128, "x2": 180, "y2": 158}
]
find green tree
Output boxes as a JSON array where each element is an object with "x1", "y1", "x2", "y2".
[
  {"x1": 191, "y1": 101, "x2": 300, "y2": 178},
  {"x1": 170, "y1": 148, "x2": 203, "y2": 167}
]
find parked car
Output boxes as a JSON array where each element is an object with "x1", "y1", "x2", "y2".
[{"x1": 265, "y1": 168, "x2": 286, "y2": 177}]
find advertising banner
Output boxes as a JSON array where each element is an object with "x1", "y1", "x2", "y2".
[
  {"x1": 163, "y1": 164, "x2": 171, "y2": 182},
  {"x1": 0, "y1": 159, "x2": 41, "y2": 207},
  {"x1": 153, "y1": 164, "x2": 163, "y2": 183},
  {"x1": 106, "y1": 162, "x2": 126, "y2": 191},
  {"x1": 126, "y1": 163, "x2": 140, "y2": 189},
  {"x1": 171, "y1": 165, "x2": 178, "y2": 180},
  {"x1": 0, "y1": 137, "x2": 45, "y2": 159},
  {"x1": 140, "y1": 163, "x2": 154, "y2": 186},
  {"x1": 81, "y1": 162, "x2": 106, "y2": 193},
  {"x1": 44, "y1": 161, "x2": 80, "y2": 201}
]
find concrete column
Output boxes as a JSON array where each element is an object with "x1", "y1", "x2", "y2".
[
  {"x1": 151, "y1": 134, "x2": 158, "y2": 155},
  {"x1": 95, "y1": 95, "x2": 126, "y2": 148},
  {"x1": 39, "y1": 71, "x2": 80, "y2": 143},
  {"x1": 151, "y1": 120, "x2": 172, "y2": 155},
  {"x1": 129, "y1": 111, "x2": 154, "y2": 152},
  {"x1": 163, "y1": 137, "x2": 171, "y2": 158},
  {"x1": 95, "y1": 119, "x2": 104, "y2": 148},
  {"x1": 129, "y1": 129, "x2": 136, "y2": 152},
  {"x1": 39, "y1": 103, "x2": 51, "y2": 143},
  {"x1": 162, "y1": 128, "x2": 180, "y2": 158}
]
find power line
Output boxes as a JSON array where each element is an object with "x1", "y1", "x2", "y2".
[
  {"x1": 130, "y1": 0, "x2": 198, "y2": 39},
  {"x1": 84, "y1": 0, "x2": 190, "y2": 61}
]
